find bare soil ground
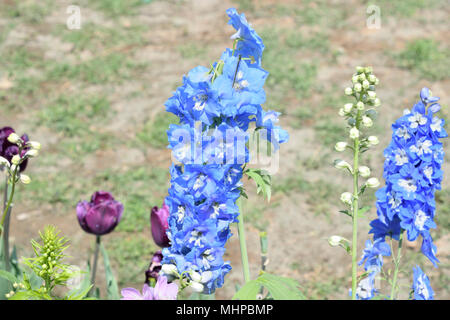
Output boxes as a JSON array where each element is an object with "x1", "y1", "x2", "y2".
[{"x1": 0, "y1": 0, "x2": 449, "y2": 299}]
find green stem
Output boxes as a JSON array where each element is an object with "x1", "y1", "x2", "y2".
[
  {"x1": 351, "y1": 107, "x2": 361, "y2": 300},
  {"x1": 2, "y1": 176, "x2": 11, "y2": 271},
  {"x1": 90, "y1": 235, "x2": 101, "y2": 290},
  {"x1": 390, "y1": 230, "x2": 404, "y2": 300},
  {"x1": 0, "y1": 168, "x2": 17, "y2": 236},
  {"x1": 236, "y1": 197, "x2": 250, "y2": 283},
  {"x1": 351, "y1": 140, "x2": 360, "y2": 300}
]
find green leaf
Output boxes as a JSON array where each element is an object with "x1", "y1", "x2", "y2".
[
  {"x1": 357, "y1": 206, "x2": 371, "y2": 218},
  {"x1": 256, "y1": 273, "x2": 306, "y2": 300},
  {"x1": 232, "y1": 280, "x2": 260, "y2": 300},
  {"x1": 0, "y1": 270, "x2": 17, "y2": 284},
  {"x1": 100, "y1": 243, "x2": 120, "y2": 300},
  {"x1": 10, "y1": 245, "x2": 22, "y2": 278},
  {"x1": 339, "y1": 209, "x2": 352, "y2": 217},
  {"x1": 245, "y1": 169, "x2": 272, "y2": 202}
]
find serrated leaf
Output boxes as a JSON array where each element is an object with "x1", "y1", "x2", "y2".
[
  {"x1": 100, "y1": 243, "x2": 120, "y2": 300},
  {"x1": 245, "y1": 169, "x2": 272, "y2": 202}
]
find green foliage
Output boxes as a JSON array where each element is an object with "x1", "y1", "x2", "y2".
[
  {"x1": 100, "y1": 243, "x2": 120, "y2": 300},
  {"x1": 233, "y1": 272, "x2": 306, "y2": 300},
  {"x1": 396, "y1": 39, "x2": 450, "y2": 81},
  {"x1": 245, "y1": 168, "x2": 272, "y2": 202},
  {"x1": 22, "y1": 226, "x2": 73, "y2": 291},
  {"x1": 0, "y1": 226, "x2": 91, "y2": 300}
]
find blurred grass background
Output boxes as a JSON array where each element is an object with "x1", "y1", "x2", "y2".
[{"x1": 0, "y1": 0, "x2": 448, "y2": 299}]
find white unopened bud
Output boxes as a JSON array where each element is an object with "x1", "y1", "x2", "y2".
[
  {"x1": 343, "y1": 103, "x2": 353, "y2": 113},
  {"x1": 328, "y1": 235, "x2": 344, "y2": 247},
  {"x1": 190, "y1": 281, "x2": 204, "y2": 293},
  {"x1": 161, "y1": 264, "x2": 178, "y2": 276},
  {"x1": 354, "y1": 83, "x2": 362, "y2": 92},
  {"x1": 20, "y1": 174, "x2": 31, "y2": 184},
  {"x1": 352, "y1": 75, "x2": 359, "y2": 84},
  {"x1": 362, "y1": 116, "x2": 373, "y2": 128},
  {"x1": 340, "y1": 192, "x2": 353, "y2": 205},
  {"x1": 368, "y1": 74, "x2": 376, "y2": 83},
  {"x1": 356, "y1": 101, "x2": 365, "y2": 110},
  {"x1": 7, "y1": 133, "x2": 20, "y2": 144},
  {"x1": 25, "y1": 149, "x2": 39, "y2": 158},
  {"x1": 11, "y1": 155, "x2": 21, "y2": 165},
  {"x1": 367, "y1": 136, "x2": 379, "y2": 145},
  {"x1": 356, "y1": 66, "x2": 365, "y2": 73},
  {"x1": 335, "y1": 142, "x2": 347, "y2": 152},
  {"x1": 367, "y1": 91, "x2": 376, "y2": 100},
  {"x1": 358, "y1": 73, "x2": 366, "y2": 81},
  {"x1": 27, "y1": 141, "x2": 41, "y2": 150},
  {"x1": 345, "y1": 87, "x2": 353, "y2": 95},
  {"x1": 334, "y1": 160, "x2": 351, "y2": 170},
  {"x1": 366, "y1": 177, "x2": 380, "y2": 188},
  {"x1": 338, "y1": 108, "x2": 345, "y2": 117},
  {"x1": 373, "y1": 98, "x2": 381, "y2": 107},
  {"x1": 349, "y1": 127, "x2": 359, "y2": 139},
  {"x1": 362, "y1": 80, "x2": 370, "y2": 89},
  {"x1": 358, "y1": 166, "x2": 371, "y2": 178}
]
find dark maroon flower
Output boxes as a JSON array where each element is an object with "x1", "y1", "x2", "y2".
[
  {"x1": 145, "y1": 250, "x2": 163, "y2": 284},
  {"x1": 151, "y1": 203, "x2": 170, "y2": 248},
  {"x1": 76, "y1": 191, "x2": 123, "y2": 236},
  {"x1": 0, "y1": 126, "x2": 29, "y2": 172}
]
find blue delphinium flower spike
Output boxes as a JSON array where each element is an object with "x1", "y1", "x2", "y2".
[
  {"x1": 370, "y1": 88, "x2": 447, "y2": 266},
  {"x1": 160, "y1": 8, "x2": 288, "y2": 294}
]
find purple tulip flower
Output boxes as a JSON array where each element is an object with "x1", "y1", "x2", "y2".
[
  {"x1": 121, "y1": 276, "x2": 178, "y2": 300},
  {"x1": 76, "y1": 191, "x2": 123, "y2": 236},
  {"x1": 145, "y1": 250, "x2": 163, "y2": 284},
  {"x1": 151, "y1": 203, "x2": 170, "y2": 247},
  {"x1": 0, "y1": 126, "x2": 29, "y2": 172}
]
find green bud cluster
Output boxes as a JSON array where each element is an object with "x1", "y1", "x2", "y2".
[{"x1": 23, "y1": 225, "x2": 73, "y2": 293}]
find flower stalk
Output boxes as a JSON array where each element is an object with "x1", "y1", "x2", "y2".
[
  {"x1": 351, "y1": 123, "x2": 360, "y2": 300},
  {"x1": 90, "y1": 235, "x2": 101, "y2": 289},
  {"x1": 390, "y1": 230, "x2": 404, "y2": 300},
  {"x1": 236, "y1": 197, "x2": 250, "y2": 283}
]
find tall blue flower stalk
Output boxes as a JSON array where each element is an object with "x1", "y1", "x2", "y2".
[
  {"x1": 160, "y1": 8, "x2": 288, "y2": 294},
  {"x1": 358, "y1": 88, "x2": 447, "y2": 300}
]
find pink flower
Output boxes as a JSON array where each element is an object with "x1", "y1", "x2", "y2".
[{"x1": 121, "y1": 276, "x2": 178, "y2": 300}]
